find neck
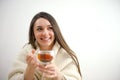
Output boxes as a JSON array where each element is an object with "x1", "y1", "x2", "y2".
[
  {"x1": 39, "y1": 43, "x2": 54, "y2": 50},
  {"x1": 40, "y1": 46, "x2": 52, "y2": 50}
]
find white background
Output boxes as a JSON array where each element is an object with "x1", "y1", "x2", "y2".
[{"x1": 0, "y1": 0, "x2": 120, "y2": 80}]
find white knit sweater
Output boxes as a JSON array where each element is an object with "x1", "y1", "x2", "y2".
[{"x1": 8, "y1": 42, "x2": 81, "y2": 80}]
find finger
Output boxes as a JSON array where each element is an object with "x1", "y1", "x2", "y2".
[
  {"x1": 26, "y1": 54, "x2": 31, "y2": 63},
  {"x1": 26, "y1": 54, "x2": 34, "y2": 64},
  {"x1": 31, "y1": 59, "x2": 35, "y2": 65},
  {"x1": 38, "y1": 64, "x2": 45, "y2": 68},
  {"x1": 31, "y1": 60, "x2": 38, "y2": 68},
  {"x1": 45, "y1": 63, "x2": 55, "y2": 69},
  {"x1": 32, "y1": 49, "x2": 35, "y2": 54},
  {"x1": 44, "y1": 69, "x2": 55, "y2": 75},
  {"x1": 32, "y1": 49, "x2": 38, "y2": 62},
  {"x1": 38, "y1": 64, "x2": 46, "y2": 72},
  {"x1": 43, "y1": 72, "x2": 56, "y2": 78}
]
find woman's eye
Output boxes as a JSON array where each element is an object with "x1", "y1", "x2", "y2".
[
  {"x1": 37, "y1": 27, "x2": 42, "y2": 31},
  {"x1": 48, "y1": 27, "x2": 53, "y2": 30}
]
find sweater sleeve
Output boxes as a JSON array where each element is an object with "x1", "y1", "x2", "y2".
[
  {"x1": 54, "y1": 49, "x2": 82, "y2": 80},
  {"x1": 9, "y1": 73, "x2": 24, "y2": 80},
  {"x1": 9, "y1": 73, "x2": 38, "y2": 80},
  {"x1": 8, "y1": 44, "x2": 34, "y2": 80},
  {"x1": 61, "y1": 60, "x2": 82, "y2": 80}
]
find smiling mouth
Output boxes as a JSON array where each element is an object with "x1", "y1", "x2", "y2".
[{"x1": 40, "y1": 37, "x2": 51, "y2": 41}]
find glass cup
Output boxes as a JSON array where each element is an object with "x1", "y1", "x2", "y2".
[
  {"x1": 37, "y1": 50, "x2": 54, "y2": 65},
  {"x1": 37, "y1": 50, "x2": 54, "y2": 80}
]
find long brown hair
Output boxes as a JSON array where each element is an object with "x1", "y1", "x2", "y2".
[{"x1": 28, "y1": 12, "x2": 82, "y2": 76}]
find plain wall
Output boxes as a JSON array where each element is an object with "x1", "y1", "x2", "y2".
[{"x1": 0, "y1": 0, "x2": 120, "y2": 80}]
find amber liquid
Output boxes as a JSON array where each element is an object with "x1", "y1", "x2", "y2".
[{"x1": 38, "y1": 53, "x2": 53, "y2": 63}]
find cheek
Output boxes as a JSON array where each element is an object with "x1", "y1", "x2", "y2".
[
  {"x1": 36, "y1": 33, "x2": 41, "y2": 38},
  {"x1": 51, "y1": 32, "x2": 55, "y2": 37},
  {"x1": 34, "y1": 31, "x2": 40, "y2": 39},
  {"x1": 52, "y1": 33, "x2": 55, "y2": 40}
]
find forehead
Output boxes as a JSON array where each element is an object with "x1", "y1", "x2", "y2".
[{"x1": 34, "y1": 18, "x2": 51, "y2": 26}]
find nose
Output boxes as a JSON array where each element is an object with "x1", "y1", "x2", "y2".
[{"x1": 42, "y1": 29, "x2": 49, "y2": 36}]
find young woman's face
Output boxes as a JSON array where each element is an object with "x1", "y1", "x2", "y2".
[{"x1": 33, "y1": 18, "x2": 55, "y2": 50}]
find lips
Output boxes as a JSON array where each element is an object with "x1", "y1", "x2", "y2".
[{"x1": 40, "y1": 37, "x2": 51, "y2": 42}]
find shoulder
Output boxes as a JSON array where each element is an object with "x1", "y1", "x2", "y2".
[
  {"x1": 20, "y1": 43, "x2": 34, "y2": 55},
  {"x1": 16, "y1": 43, "x2": 33, "y2": 62},
  {"x1": 55, "y1": 47, "x2": 74, "y2": 70},
  {"x1": 22, "y1": 43, "x2": 33, "y2": 52},
  {"x1": 59, "y1": 48, "x2": 71, "y2": 58}
]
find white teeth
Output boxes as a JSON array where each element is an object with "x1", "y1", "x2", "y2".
[{"x1": 42, "y1": 38, "x2": 49, "y2": 40}]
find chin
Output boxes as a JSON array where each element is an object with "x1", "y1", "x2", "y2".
[{"x1": 42, "y1": 43, "x2": 51, "y2": 46}]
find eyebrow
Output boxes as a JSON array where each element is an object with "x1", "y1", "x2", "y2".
[
  {"x1": 35, "y1": 26, "x2": 42, "y2": 28},
  {"x1": 35, "y1": 25, "x2": 52, "y2": 28},
  {"x1": 47, "y1": 25, "x2": 52, "y2": 27}
]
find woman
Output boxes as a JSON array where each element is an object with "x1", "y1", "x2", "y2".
[{"x1": 8, "y1": 12, "x2": 82, "y2": 80}]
